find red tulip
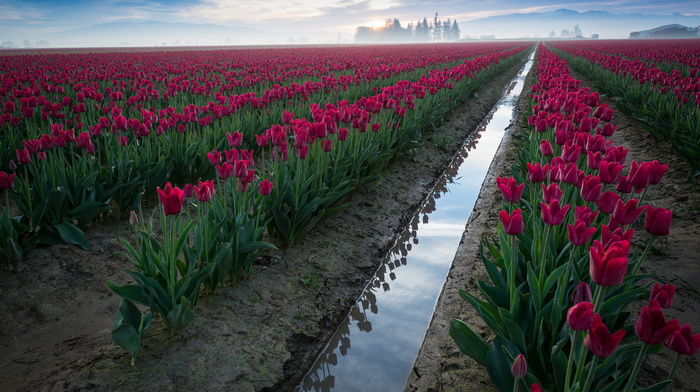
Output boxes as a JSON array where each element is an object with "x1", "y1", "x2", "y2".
[
  {"x1": 650, "y1": 282, "x2": 675, "y2": 309},
  {"x1": 16, "y1": 149, "x2": 31, "y2": 164},
  {"x1": 572, "y1": 281, "x2": 592, "y2": 304},
  {"x1": 612, "y1": 199, "x2": 645, "y2": 225},
  {"x1": 648, "y1": 160, "x2": 668, "y2": 185},
  {"x1": 587, "y1": 151, "x2": 602, "y2": 170},
  {"x1": 216, "y1": 162, "x2": 233, "y2": 179},
  {"x1": 666, "y1": 324, "x2": 700, "y2": 356},
  {"x1": 635, "y1": 300, "x2": 680, "y2": 345},
  {"x1": 156, "y1": 182, "x2": 184, "y2": 216},
  {"x1": 259, "y1": 179, "x2": 273, "y2": 196},
  {"x1": 567, "y1": 219, "x2": 597, "y2": 246},
  {"x1": 628, "y1": 160, "x2": 652, "y2": 189},
  {"x1": 598, "y1": 161, "x2": 623, "y2": 184},
  {"x1": 296, "y1": 145, "x2": 308, "y2": 159},
  {"x1": 511, "y1": 353, "x2": 527, "y2": 378},
  {"x1": 322, "y1": 139, "x2": 332, "y2": 152},
  {"x1": 0, "y1": 171, "x2": 15, "y2": 189},
  {"x1": 595, "y1": 191, "x2": 621, "y2": 215},
  {"x1": 644, "y1": 206, "x2": 672, "y2": 236},
  {"x1": 256, "y1": 133, "x2": 268, "y2": 147},
  {"x1": 542, "y1": 183, "x2": 563, "y2": 204},
  {"x1": 530, "y1": 384, "x2": 543, "y2": 392},
  {"x1": 194, "y1": 180, "x2": 214, "y2": 202},
  {"x1": 234, "y1": 160, "x2": 249, "y2": 178},
  {"x1": 589, "y1": 239, "x2": 629, "y2": 286},
  {"x1": 580, "y1": 175, "x2": 602, "y2": 202},
  {"x1": 526, "y1": 162, "x2": 549, "y2": 183},
  {"x1": 207, "y1": 150, "x2": 222, "y2": 165},
  {"x1": 541, "y1": 199, "x2": 570, "y2": 226},
  {"x1": 497, "y1": 177, "x2": 524, "y2": 203},
  {"x1": 601, "y1": 224, "x2": 634, "y2": 250},
  {"x1": 584, "y1": 313, "x2": 625, "y2": 358},
  {"x1": 184, "y1": 183, "x2": 193, "y2": 198},
  {"x1": 540, "y1": 139, "x2": 553, "y2": 156},
  {"x1": 567, "y1": 301, "x2": 594, "y2": 331},
  {"x1": 227, "y1": 131, "x2": 242, "y2": 147},
  {"x1": 561, "y1": 141, "x2": 581, "y2": 163},
  {"x1": 499, "y1": 208, "x2": 524, "y2": 236}
]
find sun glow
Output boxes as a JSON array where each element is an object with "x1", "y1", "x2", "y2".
[{"x1": 364, "y1": 19, "x2": 386, "y2": 29}]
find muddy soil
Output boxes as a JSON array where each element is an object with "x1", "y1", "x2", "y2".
[
  {"x1": 407, "y1": 53, "x2": 700, "y2": 391},
  {"x1": 0, "y1": 52, "x2": 532, "y2": 391}
]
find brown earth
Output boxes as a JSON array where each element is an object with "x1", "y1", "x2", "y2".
[
  {"x1": 407, "y1": 50, "x2": 700, "y2": 391},
  {"x1": 0, "y1": 50, "x2": 532, "y2": 391}
]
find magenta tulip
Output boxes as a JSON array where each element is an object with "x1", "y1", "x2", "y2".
[
  {"x1": 156, "y1": 183, "x2": 185, "y2": 216},
  {"x1": 589, "y1": 239, "x2": 629, "y2": 287},
  {"x1": 567, "y1": 302, "x2": 594, "y2": 331},
  {"x1": 644, "y1": 206, "x2": 672, "y2": 236},
  {"x1": 666, "y1": 324, "x2": 700, "y2": 356},
  {"x1": 650, "y1": 282, "x2": 675, "y2": 309},
  {"x1": 567, "y1": 220, "x2": 597, "y2": 246},
  {"x1": 511, "y1": 354, "x2": 527, "y2": 378},
  {"x1": 584, "y1": 313, "x2": 626, "y2": 358},
  {"x1": 497, "y1": 177, "x2": 524, "y2": 203},
  {"x1": 635, "y1": 300, "x2": 680, "y2": 346},
  {"x1": 500, "y1": 208, "x2": 524, "y2": 236},
  {"x1": 541, "y1": 199, "x2": 570, "y2": 226}
]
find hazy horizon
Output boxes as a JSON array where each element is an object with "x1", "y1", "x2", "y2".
[{"x1": 2, "y1": 0, "x2": 700, "y2": 47}]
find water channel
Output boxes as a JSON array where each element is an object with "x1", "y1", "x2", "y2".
[{"x1": 298, "y1": 51, "x2": 535, "y2": 392}]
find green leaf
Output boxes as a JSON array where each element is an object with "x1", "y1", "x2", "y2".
[
  {"x1": 54, "y1": 221, "x2": 90, "y2": 250},
  {"x1": 106, "y1": 281, "x2": 150, "y2": 306},
  {"x1": 635, "y1": 381, "x2": 672, "y2": 392},
  {"x1": 449, "y1": 318, "x2": 490, "y2": 367},
  {"x1": 166, "y1": 297, "x2": 195, "y2": 334},
  {"x1": 112, "y1": 324, "x2": 141, "y2": 358}
]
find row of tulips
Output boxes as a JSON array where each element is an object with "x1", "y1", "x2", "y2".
[
  {"x1": 547, "y1": 41, "x2": 700, "y2": 178},
  {"x1": 0, "y1": 43, "x2": 532, "y2": 267},
  {"x1": 450, "y1": 43, "x2": 699, "y2": 392}
]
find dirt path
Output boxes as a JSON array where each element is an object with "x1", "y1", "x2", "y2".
[
  {"x1": 0, "y1": 51, "x2": 532, "y2": 391},
  {"x1": 407, "y1": 52, "x2": 700, "y2": 392}
]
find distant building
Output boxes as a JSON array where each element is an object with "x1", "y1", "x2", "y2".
[{"x1": 630, "y1": 24, "x2": 700, "y2": 39}]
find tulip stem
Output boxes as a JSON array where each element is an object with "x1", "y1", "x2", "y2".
[
  {"x1": 666, "y1": 352, "x2": 681, "y2": 387},
  {"x1": 581, "y1": 356, "x2": 599, "y2": 392},
  {"x1": 623, "y1": 343, "x2": 650, "y2": 392},
  {"x1": 573, "y1": 337, "x2": 589, "y2": 388},
  {"x1": 592, "y1": 285, "x2": 608, "y2": 314},
  {"x1": 509, "y1": 233, "x2": 518, "y2": 309},
  {"x1": 631, "y1": 236, "x2": 655, "y2": 277},
  {"x1": 564, "y1": 331, "x2": 581, "y2": 392}
]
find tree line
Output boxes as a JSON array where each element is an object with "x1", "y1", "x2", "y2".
[{"x1": 355, "y1": 13, "x2": 461, "y2": 43}]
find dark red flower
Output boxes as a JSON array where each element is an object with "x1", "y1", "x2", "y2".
[
  {"x1": 635, "y1": 300, "x2": 680, "y2": 346},
  {"x1": 584, "y1": 313, "x2": 626, "y2": 358}
]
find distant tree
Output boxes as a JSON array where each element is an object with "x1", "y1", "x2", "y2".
[
  {"x1": 549, "y1": 30, "x2": 556, "y2": 38},
  {"x1": 574, "y1": 25, "x2": 582, "y2": 37},
  {"x1": 433, "y1": 13, "x2": 441, "y2": 42},
  {"x1": 591, "y1": 34, "x2": 599, "y2": 39},
  {"x1": 443, "y1": 18, "x2": 451, "y2": 42},
  {"x1": 451, "y1": 20, "x2": 461, "y2": 41},
  {"x1": 560, "y1": 29, "x2": 570, "y2": 38},
  {"x1": 355, "y1": 26, "x2": 374, "y2": 43},
  {"x1": 35, "y1": 40, "x2": 50, "y2": 47},
  {"x1": 1, "y1": 41, "x2": 16, "y2": 48},
  {"x1": 22, "y1": 39, "x2": 32, "y2": 48}
]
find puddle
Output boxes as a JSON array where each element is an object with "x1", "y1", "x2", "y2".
[{"x1": 298, "y1": 51, "x2": 535, "y2": 392}]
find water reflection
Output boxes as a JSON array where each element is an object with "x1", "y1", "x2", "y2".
[{"x1": 299, "y1": 52, "x2": 535, "y2": 392}]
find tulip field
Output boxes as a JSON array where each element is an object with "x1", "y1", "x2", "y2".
[
  {"x1": 449, "y1": 42, "x2": 700, "y2": 391},
  {"x1": 0, "y1": 42, "x2": 533, "y2": 367}
]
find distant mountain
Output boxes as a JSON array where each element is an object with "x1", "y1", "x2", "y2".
[
  {"x1": 461, "y1": 9, "x2": 700, "y2": 39},
  {"x1": 48, "y1": 20, "x2": 276, "y2": 47}
]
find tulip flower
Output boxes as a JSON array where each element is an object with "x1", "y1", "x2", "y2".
[
  {"x1": 216, "y1": 162, "x2": 233, "y2": 179},
  {"x1": 233, "y1": 160, "x2": 248, "y2": 178},
  {"x1": 156, "y1": 183, "x2": 185, "y2": 216},
  {"x1": 16, "y1": 149, "x2": 30, "y2": 164},
  {"x1": 567, "y1": 302, "x2": 594, "y2": 331},
  {"x1": 129, "y1": 210, "x2": 138, "y2": 226},
  {"x1": 256, "y1": 133, "x2": 269, "y2": 147},
  {"x1": 526, "y1": 162, "x2": 549, "y2": 183},
  {"x1": 580, "y1": 175, "x2": 602, "y2": 202},
  {"x1": 587, "y1": 151, "x2": 602, "y2": 170},
  {"x1": 530, "y1": 384, "x2": 542, "y2": 392},
  {"x1": 574, "y1": 205, "x2": 598, "y2": 226},
  {"x1": 644, "y1": 206, "x2": 672, "y2": 236},
  {"x1": 561, "y1": 141, "x2": 581, "y2": 163},
  {"x1": 567, "y1": 219, "x2": 597, "y2": 246},
  {"x1": 595, "y1": 191, "x2": 621, "y2": 215},
  {"x1": 0, "y1": 171, "x2": 15, "y2": 189},
  {"x1": 628, "y1": 160, "x2": 652, "y2": 189},
  {"x1": 184, "y1": 183, "x2": 193, "y2": 198},
  {"x1": 589, "y1": 239, "x2": 629, "y2": 287},
  {"x1": 615, "y1": 175, "x2": 634, "y2": 193},
  {"x1": 572, "y1": 282, "x2": 592, "y2": 304},
  {"x1": 540, "y1": 139, "x2": 553, "y2": 156},
  {"x1": 499, "y1": 208, "x2": 524, "y2": 236},
  {"x1": 601, "y1": 224, "x2": 634, "y2": 250},
  {"x1": 207, "y1": 150, "x2": 222, "y2": 165},
  {"x1": 227, "y1": 131, "x2": 242, "y2": 147},
  {"x1": 259, "y1": 179, "x2": 273, "y2": 196},
  {"x1": 648, "y1": 160, "x2": 668, "y2": 185},
  {"x1": 542, "y1": 183, "x2": 563, "y2": 204},
  {"x1": 541, "y1": 199, "x2": 570, "y2": 226},
  {"x1": 497, "y1": 177, "x2": 524, "y2": 203},
  {"x1": 194, "y1": 180, "x2": 214, "y2": 203},
  {"x1": 598, "y1": 161, "x2": 624, "y2": 184},
  {"x1": 635, "y1": 300, "x2": 680, "y2": 346},
  {"x1": 612, "y1": 199, "x2": 645, "y2": 226},
  {"x1": 650, "y1": 282, "x2": 675, "y2": 309},
  {"x1": 584, "y1": 313, "x2": 626, "y2": 358},
  {"x1": 666, "y1": 324, "x2": 700, "y2": 357},
  {"x1": 560, "y1": 162, "x2": 582, "y2": 186}
]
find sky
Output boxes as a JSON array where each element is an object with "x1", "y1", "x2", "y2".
[{"x1": 1, "y1": 0, "x2": 700, "y2": 46}]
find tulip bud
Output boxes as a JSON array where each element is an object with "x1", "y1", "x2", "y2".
[
  {"x1": 567, "y1": 302, "x2": 594, "y2": 331},
  {"x1": 129, "y1": 210, "x2": 139, "y2": 225},
  {"x1": 572, "y1": 282, "x2": 592, "y2": 304},
  {"x1": 511, "y1": 354, "x2": 527, "y2": 378},
  {"x1": 644, "y1": 205, "x2": 672, "y2": 236},
  {"x1": 650, "y1": 282, "x2": 675, "y2": 309}
]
